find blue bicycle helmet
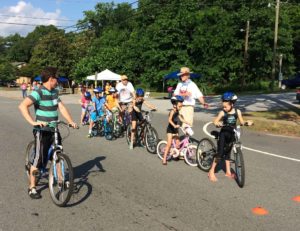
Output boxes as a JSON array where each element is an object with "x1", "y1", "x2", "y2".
[
  {"x1": 171, "y1": 95, "x2": 184, "y2": 105},
  {"x1": 84, "y1": 91, "x2": 91, "y2": 98},
  {"x1": 221, "y1": 91, "x2": 238, "y2": 103},
  {"x1": 136, "y1": 88, "x2": 145, "y2": 97},
  {"x1": 93, "y1": 87, "x2": 103, "y2": 93}
]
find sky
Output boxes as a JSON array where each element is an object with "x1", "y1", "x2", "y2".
[{"x1": 0, "y1": 0, "x2": 133, "y2": 37}]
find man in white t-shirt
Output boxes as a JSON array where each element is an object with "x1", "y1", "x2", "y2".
[
  {"x1": 174, "y1": 67, "x2": 208, "y2": 127},
  {"x1": 116, "y1": 75, "x2": 135, "y2": 112}
]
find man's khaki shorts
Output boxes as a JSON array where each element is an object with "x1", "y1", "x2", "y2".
[{"x1": 180, "y1": 105, "x2": 194, "y2": 127}]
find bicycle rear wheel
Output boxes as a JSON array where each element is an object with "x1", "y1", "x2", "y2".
[
  {"x1": 196, "y1": 138, "x2": 216, "y2": 172},
  {"x1": 233, "y1": 147, "x2": 245, "y2": 188},
  {"x1": 184, "y1": 144, "x2": 198, "y2": 167},
  {"x1": 48, "y1": 153, "x2": 74, "y2": 207},
  {"x1": 25, "y1": 141, "x2": 34, "y2": 181},
  {"x1": 145, "y1": 126, "x2": 159, "y2": 154}
]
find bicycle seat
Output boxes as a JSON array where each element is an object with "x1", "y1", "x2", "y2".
[{"x1": 211, "y1": 130, "x2": 219, "y2": 139}]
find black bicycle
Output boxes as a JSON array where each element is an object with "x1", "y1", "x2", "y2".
[
  {"x1": 197, "y1": 122, "x2": 251, "y2": 188},
  {"x1": 25, "y1": 121, "x2": 77, "y2": 206},
  {"x1": 126, "y1": 110, "x2": 159, "y2": 153}
]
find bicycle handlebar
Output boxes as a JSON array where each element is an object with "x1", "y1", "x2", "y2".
[
  {"x1": 34, "y1": 120, "x2": 79, "y2": 129},
  {"x1": 215, "y1": 121, "x2": 253, "y2": 128}
]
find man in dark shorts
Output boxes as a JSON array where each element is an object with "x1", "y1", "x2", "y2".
[{"x1": 19, "y1": 67, "x2": 77, "y2": 199}]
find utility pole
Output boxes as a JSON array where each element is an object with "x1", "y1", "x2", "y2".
[
  {"x1": 242, "y1": 20, "x2": 250, "y2": 86},
  {"x1": 278, "y1": 54, "x2": 283, "y2": 88},
  {"x1": 271, "y1": 0, "x2": 280, "y2": 88}
]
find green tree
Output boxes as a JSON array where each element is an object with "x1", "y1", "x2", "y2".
[
  {"x1": 0, "y1": 59, "x2": 16, "y2": 81},
  {"x1": 29, "y1": 31, "x2": 73, "y2": 76}
]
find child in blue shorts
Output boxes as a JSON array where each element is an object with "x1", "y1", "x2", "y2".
[{"x1": 88, "y1": 87, "x2": 106, "y2": 137}]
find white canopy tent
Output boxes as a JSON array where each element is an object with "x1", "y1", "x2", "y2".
[{"x1": 86, "y1": 69, "x2": 121, "y2": 81}]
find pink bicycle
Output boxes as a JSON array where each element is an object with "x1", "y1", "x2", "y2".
[{"x1": 156, "y1": 127, "x2": 198, "y2": 167}]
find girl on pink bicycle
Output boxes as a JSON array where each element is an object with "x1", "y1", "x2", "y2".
[{"x1": 162, "y1": 96, "x2": 191, "y2": 165}]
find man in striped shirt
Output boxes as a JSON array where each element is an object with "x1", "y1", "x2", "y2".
[{"x1": 19, "y1": 67, "x2": 77, "y2": 199}]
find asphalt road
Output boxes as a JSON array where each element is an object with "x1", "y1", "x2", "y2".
[{"x1": 0, "y1": 96, "x2": 299, "y2": 231}]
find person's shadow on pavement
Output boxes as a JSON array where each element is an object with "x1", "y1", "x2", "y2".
[{"x1": 67, "y1": 156, "x2": 106, "y2": 207}]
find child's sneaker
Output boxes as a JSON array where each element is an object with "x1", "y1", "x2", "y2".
[
  {"x1": 129, "y1": 142, "x2": 133, "y2": 150},
  {"x1": 28, "y1": 187, "x2": 41, "y2": 199},
  {"x1": 87, "y1": 133, "x2": 93, "y2": 138}
]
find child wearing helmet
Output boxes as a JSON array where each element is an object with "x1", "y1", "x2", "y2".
[
  {"x1": 129, "y1": 88, "x2": 156, "y2": 150},
  {"x1": 162, "y1": 96, "x2": 191, "y2": 165},
  {"x1": 104, "y1": 87, "x2": 122, "y2": 122},
  {"x1": 208, "y1": 92, "x2": 253, "y2": 182},
  {"x1": 87, "y1": 87, "x2": 106, "y2": 138},
  {"x1": 79, "y1": 91, "x2": 92, "y2": 125}
]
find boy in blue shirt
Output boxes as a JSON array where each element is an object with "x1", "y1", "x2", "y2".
[{"x1": 87, "y1": 87, "x2": 106, "y2": 137}]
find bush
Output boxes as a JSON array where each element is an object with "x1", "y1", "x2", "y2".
[{"x1": 213, "y1": 80, "x2": 272, "y2": 94}]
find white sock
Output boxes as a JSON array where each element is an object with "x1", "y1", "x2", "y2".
[{"x1": 89, "y1": 129, "x2": 91, "y2": 134}]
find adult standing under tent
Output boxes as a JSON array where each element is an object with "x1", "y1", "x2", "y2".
[
  {"x1": 71, "y1": 80, "x2": 76, "y2": 94},
  {"x1": 105, "y1": 82, "x2": 111, "y2": 95},
  {"x1": 174, "y1": 67, "x2": 209, "y2": 127}
]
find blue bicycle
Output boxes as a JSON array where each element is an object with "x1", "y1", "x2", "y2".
[
  {"x1": 91, "y1": 113, "x2": 113, "y2": 140},
  {"x1": 25, "y1": 121, "x2": 76, "y2": 207}
]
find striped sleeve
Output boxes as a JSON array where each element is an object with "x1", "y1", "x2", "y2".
[{"x1": 28, "y1": 90, "x2": 41, "y2": 103}]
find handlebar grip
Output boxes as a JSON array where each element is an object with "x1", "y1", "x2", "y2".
[{"x1": 68, "y1": 124, "x2": 79, "y2": 129}]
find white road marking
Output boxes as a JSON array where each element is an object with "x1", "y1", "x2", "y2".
[{"x1": 202, "y1": 122, "x2": 300, "y2": 163}]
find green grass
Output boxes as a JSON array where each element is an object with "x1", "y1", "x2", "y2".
[{"x1": 244, "y1": 109, "x2": 300, "y2": 137}]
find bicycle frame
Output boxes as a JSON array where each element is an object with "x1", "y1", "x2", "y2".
[
  {"x1": 37, "y1": 122, "x2": 65, "y2": 177},
  {"x1": 121, "y1": 103, "x2": 132, "y2": 128},
  {"x1": 170, "y1": 127, "x2": 193, "y2": 157},
  {"x1": 134, "y1": 111, "x2": 153, "y2": 142}
]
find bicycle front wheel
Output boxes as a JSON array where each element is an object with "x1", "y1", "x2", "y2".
[
  {"x1": 184, "y1": 144, "x2": 198, "y2": 167},
  {"x1": 145, "y1": 126, "x2": 159, "y2": 154},
  {"x1": 125, "y1": 124, "x2": 132, "y2": 145},
  {"x1": 196, "y1": 138, "x2": 216, "y2": 172},
  {"x1": 234, "y1": 147, "x2": 245, "y2": 188},
  {"x1": 48, "y1": 153, "x2": 74, "y2": 207},
  {"x1": 105, "y1": 122, "x2": 113, "y2": 140},
  {"x1": 114, "y1": 122, "x2": 123, "y2": 138}
]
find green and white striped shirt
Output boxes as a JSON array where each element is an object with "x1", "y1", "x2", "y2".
[{"x1": 28, "y1": 86, "x2": 61, "y2": 129}]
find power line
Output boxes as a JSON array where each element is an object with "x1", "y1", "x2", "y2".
[
  {"x1": 0, "y1": 21, "x2": 70, "y2": 28},
  {"x1": 0, "y1": 14, "x2": 76, "y2": 22}
]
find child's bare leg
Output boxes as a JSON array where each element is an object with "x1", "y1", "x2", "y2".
[
  {"x1": 131, "y1": 120, "x2": 136, "y2": 144},
  {"x1": 162, "y1": 134, "x2": 172, "y2": 164},
  {"x1": 225, "y1": 160, "x2": 235, "y2": 179},
  {"x1": 175, "y1": 135, "x2": 180, "y2": 149},
  {"x1": 80, "y1": 111, "x2": 85, "y2": 124},
  {"x1": 208, "y1": 158, "x2": 218, "y2": 182}
]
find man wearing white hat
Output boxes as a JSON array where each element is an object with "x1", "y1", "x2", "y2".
[
  {"x1": 116, "y1": 75, "x2": 135, "y2": 120},
  {"x1": 174, "y1": 67, "x2": 208, "y2": 127}
]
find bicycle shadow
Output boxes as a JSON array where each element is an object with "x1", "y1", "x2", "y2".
[{"x1": 67, "y1": 156, "x2": 106, "y2": 207}]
